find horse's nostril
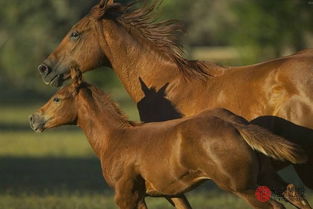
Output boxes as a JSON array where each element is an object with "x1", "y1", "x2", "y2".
[{"x1": 38, "y1": 64, "x2": 50, "y2": 75}]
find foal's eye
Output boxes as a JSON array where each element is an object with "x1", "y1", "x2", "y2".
[
  {"x1": 53, "y1": 97, "x2": 61, "y2": 103},
  {"x1": 70, "y1": 31, "x2": 80, "y2": 40}
]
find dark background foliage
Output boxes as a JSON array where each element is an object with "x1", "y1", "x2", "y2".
[{"x1": 0, "y1": 0, "x2": 312, "y2": 99}]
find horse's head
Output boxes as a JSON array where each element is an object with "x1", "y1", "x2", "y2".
[
  {"x1": 29, "y1": 67, "x2": 83, "y2": 132},
  {"x1": 38, "y1": 0, "x2": 118, "y2": 87}
]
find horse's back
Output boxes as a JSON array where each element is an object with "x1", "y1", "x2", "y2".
[
  {"x1": 227, "y1": 48, "x2": 313, "y2": 73},
  {"x1": 292, "y1": 48, "x2": 313, "y2": 56}
]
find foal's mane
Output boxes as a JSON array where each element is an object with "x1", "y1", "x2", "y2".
[
  {"x1": 103, "y1": 1, "x2": 221, "y2": 78},
  {"x1": 83, "y1": 83, "x2": 136, "y2": 126}
]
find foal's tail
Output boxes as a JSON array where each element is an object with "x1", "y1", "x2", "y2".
[{"x1": 234, "y1": 124, "x2": 307, "y2": 164}]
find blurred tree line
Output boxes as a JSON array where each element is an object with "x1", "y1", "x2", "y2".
[{"x1": 0, "y1": 0, "x2": 312, "y2": 97}]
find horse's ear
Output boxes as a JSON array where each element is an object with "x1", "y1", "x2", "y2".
[
  {"x1": 91, "y1": 0, "x2": 108, "y2": 19},
  {"x1": 92, "y1": 0, "x2": 121, "y2": 20},
  {"x1": 70, "y1": 65, "x2": 83, "y2": 95},
  {"x1": 99, "y1": 0, "x2": 113, "y2": 8},
  {"x1": 157, "y1": 83, "x2": 169, "y2": 96},
  {"x1": 139, "y1": 77, "x2": 150, "y2": 96},
  {"x1": 105, "y1": 0, "x2": 114, "y2": 5}
]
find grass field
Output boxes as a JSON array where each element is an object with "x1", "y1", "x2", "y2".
[{"x1": 0, "y1": 88, "x2": 312, "y2": 209}]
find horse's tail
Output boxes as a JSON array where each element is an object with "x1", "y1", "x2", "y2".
[{"x1": 234, "y1": 124, "x2": 307, "y2": 164}]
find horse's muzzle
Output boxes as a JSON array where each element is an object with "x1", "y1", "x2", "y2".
[
  {"x1": 38, "y1": 64, "x2": 51, "y2": 76},
  {"x1": 29, "y1": 114, "x2": 46, "y2": 133},
  {"x1": 37, "y1": 63, "x2": 65, "y2": 87}
]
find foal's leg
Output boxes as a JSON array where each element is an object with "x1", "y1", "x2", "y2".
[
  {"x1": 138, "y1": 199, "x2": 148, "y2": 209},
  {"x1": 214, "y1": 177, "x2": 283, "y2": 208},
  {"x1": 114, "y1": 178, "x2": 146, "y2": 209},
  {"x1": 261, "y1": 171, "x2": 312, "y2": 209},
  {"x1": 282, "y1": 184, "x2": 312, "y2": 209},
  {"x1": 235, "y1": 189, "x2": 285, "y2": 209},
  {"x1": 166, "y1": 195, "x2": 193, "y2": 209}
]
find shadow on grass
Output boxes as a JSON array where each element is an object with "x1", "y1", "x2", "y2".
[
  {"x1": 0, "y1": 157, "x2": 108, "y2": 195},
  {"x1": 0, "y1": 156, "x2": 307, "y2": 196},
  {"x1": 0, "y1": 156, "x2": 225, "y2": 196}
]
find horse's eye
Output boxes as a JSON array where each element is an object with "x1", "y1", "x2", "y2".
[
  {"x1": 53, "y1": 97, "x2": 61, "y2": 103},
  {"x1": 70, "y1": 31, "x2": 80, "y2": 40}
]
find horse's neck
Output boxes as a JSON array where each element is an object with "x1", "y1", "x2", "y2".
[
  {"x1": 101, "y1": 20, "x2": 181, "y2": 102},
  {"x1": 76, "y1": 91, "x2": 126, "y2": 156}
]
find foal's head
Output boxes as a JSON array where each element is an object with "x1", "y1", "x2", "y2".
[
  {"x1": 37, "y1": 0, "x2": 122, "y2": 87},
  {"x1": 29, "y1": 67, "x2": 83, "y2": 132}
]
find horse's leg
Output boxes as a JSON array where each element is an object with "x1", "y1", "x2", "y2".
[
  {"x1": 166, "y1": 195, "x2": 193, "y2": 209},
  {"x1": 294, "y1": 163, "x2": 313, "y2": 190},
  {"x1": 235, "y1": 189, "x2": 285, "y2": 209}
]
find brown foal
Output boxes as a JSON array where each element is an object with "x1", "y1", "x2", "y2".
[{"x1": 30, "y1": 68, "x2": 311, "y2": 209}]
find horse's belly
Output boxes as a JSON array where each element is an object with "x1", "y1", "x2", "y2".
[{"x1": 275, "y1": 96, "x2": 313, "y2": 129}]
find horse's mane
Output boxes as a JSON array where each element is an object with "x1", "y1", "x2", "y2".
[{"x1": 107, "y1": 1, "x2": 223, "y2": 79}]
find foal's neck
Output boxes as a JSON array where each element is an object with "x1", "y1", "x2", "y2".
[
  {"x1": 100, "y1": 20, "x2": 181, "y2": 102},
  {"x1": 76, "y1": 88, "x2": 131, "y2": 156}
]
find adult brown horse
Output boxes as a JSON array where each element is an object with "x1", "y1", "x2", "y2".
[
  {"x1": 37, "y1": 0, "x2": 313, "y2": 207},
  {"x1": 30, "y1": 67, "x2": 311, "y2": 209}
]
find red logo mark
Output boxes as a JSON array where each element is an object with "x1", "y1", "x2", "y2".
[{"x1": 255, "y1": 186, "x2": 272, "y2": 202}]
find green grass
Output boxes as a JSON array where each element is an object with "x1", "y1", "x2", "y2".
[
  {"x1": 0, "y1": 131, "x2": 91, "y2": 157},
  {"x1": 0, "y1": 192, "x2": 249, "y2": 209},
  {"x1": 0, "y1": 102, "x2": 312, "y2": 209}
]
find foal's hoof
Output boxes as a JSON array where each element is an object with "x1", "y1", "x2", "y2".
[{"x1": 283, "y1": 184, "x2": 312, "y2": 209}]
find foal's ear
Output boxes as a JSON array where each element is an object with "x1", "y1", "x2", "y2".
[{"x1": 70, "y1": 66, "x2": 83, "y2": 95}]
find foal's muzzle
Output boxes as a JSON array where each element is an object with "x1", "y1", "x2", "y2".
[{"x1": 29, "y1": 114, "x2": 46, "y2": 133}]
